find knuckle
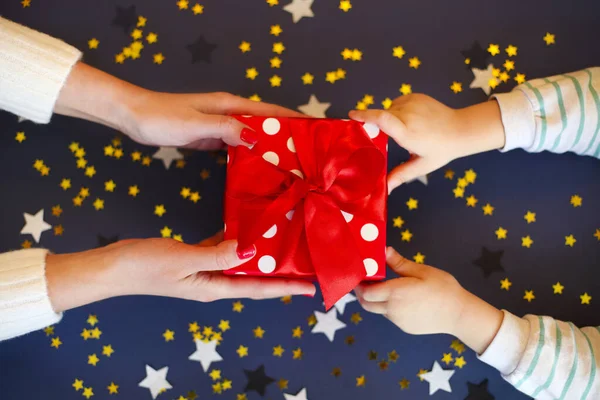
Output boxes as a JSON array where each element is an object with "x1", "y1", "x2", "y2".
[{"x1": 214, "y1": 249, "x2": 233, "y2": 271}]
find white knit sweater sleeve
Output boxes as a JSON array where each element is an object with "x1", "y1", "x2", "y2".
[
  {"x1": 0, "y1": 249, "x2": 62, "y2": 341},
  {"x1": 0, "y1": 16, "x2": 81, "y2": 123}
]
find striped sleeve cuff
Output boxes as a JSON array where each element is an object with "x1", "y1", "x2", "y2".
[
  {"x1": 0, "y1": 17, "x2": 82, "y2": 123},
  {"x1": 492, "y1": 90, "x2": 537, "y2": 152},
  {"x1": 478, "y1": 309, "x2": 530, "y2": 375},
  {"x1": 0, "y1": 249, "x2": 62, "y2": 341}
]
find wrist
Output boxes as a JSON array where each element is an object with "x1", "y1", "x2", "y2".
[
  {"x1": 450, "y1": 289, "x2": 503, "y2": 354},
  {"x1": 45, "y1": 247, "x2": 119, "y2": 312},
  {"x1": 54, "y1": 62, "x2": 148, "y2": 134},
  {"x1": 454, "y1": 100, "x2": 506, "y2": 157}
]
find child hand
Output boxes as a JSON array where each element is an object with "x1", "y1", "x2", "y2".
[
  {"x1": 355, "y1": 247, "x2": 503, "y2": 354},
  {"x1": 349, "y1": 95, "x2": 505, "y2": 192}
]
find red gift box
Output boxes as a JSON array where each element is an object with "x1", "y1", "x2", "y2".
[{"x1": 224, "y1": 116, "x2": 388, "y2": 309}]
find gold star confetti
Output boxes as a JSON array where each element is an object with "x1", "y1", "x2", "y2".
[
  {"x1": 441, "y1": 352, "x2": 453, "y2": 365},
  {"x1": 281, "y1": 295, "x2": 292, "y2": 304},
  {"x1": 236, "y1": 345, "x2": 248, "y2": 357},
  {"x1": 580, "y1": 292, "x2": 592, "y2": 305},
  {"x1": 553, "y1": 282, "x2": 564, "y2": 294},
  {"x1": 266, "y1": 0, "x2": 278, "y2": 5},
  {"x1": 128, "y1": 185, "x2": 140, "y2": 197},
  {"x1": 160, "y1": 227, "x2": 172, "y2": 239},
  {"x1": 88, "y1": 353, "x2": 100, "y2": 366},
  {"x1": 524, "y1": 211, "x2": 536, "y2": 223},
  {"x1": 594, "y1": 229, "x2": 600, "y2": 241},
  {"x1": 482, "y1": 203, "x2": 495, "y2": 215},
  {"x1": 565, "y1": 234, "x2": 577, "y2": 247},
  {"x1": 102, "y1": 344, "x2": 114, "y2": 357},
  {"x1": 273, "y1": 345, "x2": 285, "y2": 357},
  {"x1": 239, "y1": 41, "x2": 251, "y2": 53},
  {"x1": 505, "y1": 45, "x2": 518, "y2": 57},
  {"x1": 292, "y1": 347, "x2": 303, "y2": 359},
  {"x1": 93, "y1": 198, "x2": 104, "y2": 210},
  {"x1": 388, "y1": 350, "x2": 399, "y2": 362},
  {"x1": 107, "y1": 382, "x2": 119, "y2": 394},
  {"x1": 401, "y1": 229, "x2": 413, "y2": 242},
  {"x1": 356, "y1": 375, "x2": 366, "y2": 387},
  {"x1": 450, "y1": 339, "x2": 465, "y2": 354},
  {"x1": 332, "y1": 367, "x2": 342, "y2": 377},
  {"x1": 408, "y1": 56, "x2": 421, "y2": 69},
  {"x1": 523, "y1": 290, "x2": 535, "y2": 302},
  {"x1": 278, "y1": 378, "x2": 288, "y2": 390},
  {"x1": 399, "y1": 378, "x2": 410, "y2": 389},
  {"x1": 500, "y1": 278, "x2": 512, "y2": 290},
  {"x1": 350, "y1": 312, "x2": 362, "y2": 324},
  {"x1": 154, "y1": 204, "x2": 166, "y2": 217},
  {"x1": 81, "y1": 328, "x2": 91, "y2": 340},
  {"x1": 339, "y1": 0, "x2": 352, "y2": 12},
  {"x1": 571, "y1": 194, "x2": 582, "y2": 207},
  {"x1": 50, "y1": 337, "x2": 62, "y2": 349},
  {"x1": 522, "y1": 235, "x2": 534, "y2": 248},
  {"x1": 73, "y1": 379, "x2": 84, "y2": 391},
  {"x1": 153, "y1": 53, "x2": 165, "y2": 64},
  {"x1": 270, "y1": 24, "x2": 282, "y2": 36},
  {"x1": 82, "y1": 387, "x2": 94, "y2": 399},
  {"x1": 270, "y1": 74, "x2": 282, "y2": 87},
  {"x1": 466, "y1": 195, "x2": 478, "y2": 207},
  {"x1": 307, "y1": 314, "x2": 317, "y2": 326},
  {"x1": 515, "y1": 73, "x2": 526, "y2": 84},
  {"x1": 21, "y1": 0, "x2": 31, "y2": 7},
  {"x1": 301, "y1": 72, "x2": 314, "y2": 85},
  {"x1": 418, "y1": 369, "x2": 428, "y2": 381},
  {"x1": 392, "y1": 46, "x2": 406, "y2": 59},
  {"x1": 177, "y1": 0, "x2": 189, "y2": 10},
  {"x1": 487, "y1": 43, "x2": 500, "y2": 56},
  {"x1": 209, "y1": 369, "x2": 221, "y2": 381},
  {"x1": 44, "y1": 326, "x2": 55, "y2": 336},
  {"x1": 445, "y1": 169, "x2": 455, "y2": 179},
  {"x1": 163, "y1": 329, "x2": 175, "y2": 342},
  {"x1": 413, "y1": 252, "x2": 425, "y2": 264},
  {"x1": 60, "y1": 178, "x2": 71, "y2": 190},
  {"x1": 90, "y1": 327, "x2": 102, "y2": 339},
  {"x1": 233, "y1": 301, "x2": 244, "y2": 312},
  {"x1": 218, "y1": 320, "x2": 230, "y2": 332},
  {"x1": 406, "y1": 197, "x2": 418, "y2": 210},
  {"x1": 454, "y1": 356, "x2": 467, "y2": 368},
  {"x1": 543, "y1": 32, "x2": 556, "y2": 45},
  {"x1": 393, "y1": 216, "x2": 404, "y2": 228},
  {"x1": 382, "y1": 97, "x2": 393, "y2": 109},
  {"x1": 450, "y1": 81, "x2": 462, "y2": 93},
  {"x1": 272, "y1": 42, "x2": 285, "y2": 54},
  {"x1": 246, "y1": 67, "x2": 259, "y2": 80},
  {"x1": 53, "y1": 225, "x2": 64, "y2": 236},
  {"x1": 495, "y1": 227, "x2": 508, "y2": 239},
  {"x1": 253, "y1": 326, "x2": 265, "y2": 338},
  {"x1": 400, "y1": 83, "x2": 412, "y2": 95}
]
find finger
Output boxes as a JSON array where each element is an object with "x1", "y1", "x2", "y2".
[
  {"x1": 196, "y1": 231, "x2": 224, "y2": 247},
  {"x1": 199, "y1": 274, "x2": 316, "y2": 300},
  {"x1": 387, "y1": 156, "x2": 433, "y2": 192},
  {"x1": 358, "y1": 298, "x2": 388, "y2": 314},
  {"x1": 356, "y1": 282, "x2": 393, "y2": 302},
  {"x1": 184, "y1": 138, "x2": 227, "y2": 151},
  {"x1": 348, "y1": 109, "x2": 408, "y2": 144},
  {"x1": 188, "y1": 240, "x2": 256, "y2": 272},
  {"x1": 189, "y1": 113, "x2": 255, "y2": 148},
  {"x1": 197, "y1": 93, "x2": 305, "y2": 118},
  {"x1": 386, "y1": 247, "x2": 428, "y2": 278}
]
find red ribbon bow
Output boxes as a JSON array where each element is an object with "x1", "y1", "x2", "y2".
[{"x1": 227, "y1": 118, "x2": 386, "y2": 309}]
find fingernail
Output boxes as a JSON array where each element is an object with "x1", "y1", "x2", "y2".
[
  {"x1": 236, "y1": 245, "x2": 256, "y2": 259},
  {"x1": 240, "y1": 128, "x2": 259, "y2": 145}
]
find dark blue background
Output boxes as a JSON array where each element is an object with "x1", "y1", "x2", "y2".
[{"x1": 1, "y1": 1, "x2": 599, "y2": 399}]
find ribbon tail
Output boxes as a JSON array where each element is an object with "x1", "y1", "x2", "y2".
[{"x1": 304, "y1": 194, "x2": 365, "y2": 310}]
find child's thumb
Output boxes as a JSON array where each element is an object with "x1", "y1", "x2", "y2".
[
  {"x1": 387, "y1": 156, "x2": 430, "y2": 193},
  {"x1": 386, "y1": 247, "x2": 426, "y2": 278}
]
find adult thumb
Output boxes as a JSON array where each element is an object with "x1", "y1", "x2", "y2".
[
  {"x1": 195, "y1": 114, "x2": 258, "y2": 148},
  {"x1": 195, "y1": 240, "x2": 256, "y2": 272}
]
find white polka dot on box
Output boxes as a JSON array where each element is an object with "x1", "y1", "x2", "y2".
[{"x1": 223, "y1": 115, "x2": 389, "y2": 306}]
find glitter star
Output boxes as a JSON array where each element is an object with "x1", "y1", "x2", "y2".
[
  {"x1": 580, "y1": 293, "x2": 592, "y2": 305},
  {"x1": 565, "y1": 234, "x2": 577, "y2": 247},
  {"x1": 301, "y1": 72, "x2": 314, "y2": 85},
  {"x1": 487, "y1": 43, "x2": 500, "y2": 56},
  {"x1": 450, "y1": 82, "x2": 462, "y2": 93},
  {"x1": 273, "y1": 345, "x2": 285, "y2": 357},
  {"x1": 239, "y1": 41, "x2": 251, "y2": 53},
  {"x1": 466, "y1": 195, "x2": 478, "y2": 207},
  {"x1": 339, "y1": 0, "x2": 352, "y2": 12},
  {"x1": 154, "y1": 205, "x2": 167, "y2": 217},
  {"x1": 253, "y1": 326, "x2": 265, "y2": 338},
  {"x1": 392, "y1": 46, "x2": 406, "y2": 59},
  {"x1": 51, "y1": 337, "x2": 62, "y2": 348},
  {"x1": 500, "y1": 278, "x2": 512, "y2": 290},
  {"x1": 552, "y1": 282, "x2": 564, "y2": 294},
  {"x1": 163, "y1": 329, "x2": 175, "y2": 342},
  {"x1": 128, "y1": 185, "x2": 140, "y2": 197},
  {"x1": 153, "y1": 53, "x2": 165, "y2": 64},
  {"x1": 237, "y1": 345, "x2": 248, "y2": 357},
  {"x1": 495, "y1": 227, "x2": 507, "y2": 239},
  {"x1": 89, "y1": 38, "x2": 101, "y2": 49},
  {"x1": 233, "y1": 301, "x2": 244, "y2": 312},
  {"x1": 523, "y1": 290, "x2": 535, "y2": 302},
  {"x1": 505, "y1": 45, "x2": 518, "y2": 57},
  {"x1": 408, "y1": 56, "x2": 421, "y2": 69},
  {"x1": 192, "y1": 3, "x2": 204, "y2": 14},
  {"x1": 246, "y1": 67, "x2": 259, "y2": 80},
  {"x1": 270, "y1": 24, "x2": 282, "y2": 36},
  {"x1": 406, "y1": 198, "x2": 418, "y2": 210},
  {"x1": 482, "y1": 203, "x2": 494, "y2": 215},
  {"x1": 413, "y1": 252, "x2": 425, "y2": 264},
  {"x1": 571, "y1": 195, "x2": 582, "y2": 207},
  {"x1": 543, "y1": 32, "x2": 556, "y2": 45},
  {"x1": 522, "y1": 235, "x2": 533, "y2": 248},
  {"x1": 393, "y1": 216, "x2": 404, "y2": 228},
  {"x1": 524, "y1": 211, "x2": 536, "y2": 223},
  {"x1": 515, "y1": 73, "x2": 526, "y2": 84},
  {"x1": 102, "y1": 344, "x2": 114, "y2": 357},
  {"x1": 93, "y1": 198, "x2": 104, "y2": 210},
  {"x1": 270, "y1": 75, "x2": 282, "y2": 87},
  {"x1": 73, "y1": 379, "x2": 84, "y2": 391},
  {"x1": 401, "y1": 229, "x2": 413, "y2": 242},
  {"x1": 400, "y1": 83, "x2": 412, "y2": 95},
  {"x1": 88, "y1": 353, "x2": 100, "y2": 366}
]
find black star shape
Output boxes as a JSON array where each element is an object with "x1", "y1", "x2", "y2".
[
  {"x1": 97, "y1": 235, "x2": 119, "y2": 248},
  {"x1": 465, "y1": 379, "x2": 495, "y2": 400},
  {"x1": 111, "y1": 5, "x2": 137, "y2": 34},
  {"x1": 461, "y1": 41, "x2": 490, "y2": 70},
  {"x1": 244, "y1": 365, "x2": 275, "y2": 397},
  {"x1": 473, "y1": 247, "x2": 504, "y2": 278},
  {"x1": 186, "y1": 36, "x2": 217, "y2": 63}
]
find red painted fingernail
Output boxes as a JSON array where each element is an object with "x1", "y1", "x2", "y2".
[
  {"x1": 240, "y1": 128, "x2": 259, "y2": 145},
  {"x1": 236, "y1": 245, "x2": 256, "y2": 260}
]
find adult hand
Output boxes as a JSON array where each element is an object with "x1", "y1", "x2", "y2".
[
  {"x1": 55, "y1": 62, "x2": 304, "y2": 150},
  {"x1": 46, "y1": 232, "x2": 316, "y2": 313}
]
